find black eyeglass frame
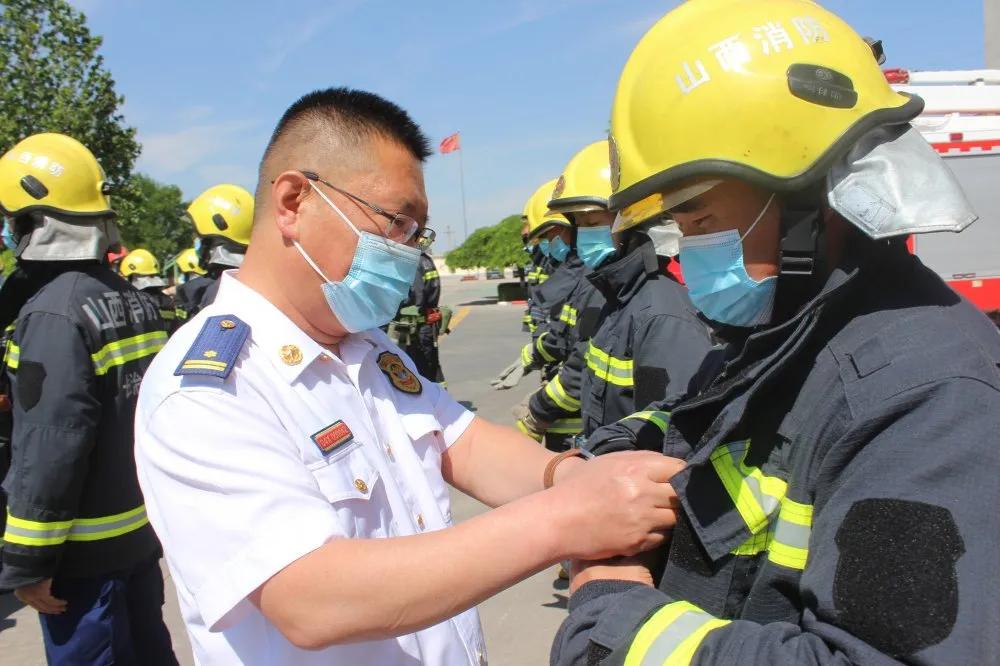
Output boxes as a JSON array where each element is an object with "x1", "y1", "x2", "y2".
[{"x1": 300, "y1": 170, "x2": 435, "y2": 249}]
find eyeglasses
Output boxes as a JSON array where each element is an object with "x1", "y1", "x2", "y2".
[{"x1": 300, "y1": 170, "x2": 435, "y2": 249}]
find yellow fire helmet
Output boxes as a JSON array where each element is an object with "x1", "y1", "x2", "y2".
[
  {"x1": 523, "y1": 179, "x2": 571, "y2": 241},
  {"x1": 548, "y1": 140, "x2": 612, "y2": 214},
  {"x1": 120, "y1": 248, "x2": 161, "y2": 277},
  {"x1": 0, "y1": 133, "x2": 113, "y2": 218},
  {"x1": 185, "y1": 184, "x2": 254, "y2": 247},
  {"x1": 609, "y1": 0, "x2": 923, "y2": 231},
  {"x1": 176, "y1": 247, "x2": 206, "y2": 275}
]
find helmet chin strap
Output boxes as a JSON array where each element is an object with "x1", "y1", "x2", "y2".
[{"x1": 771, "y1": 195, "x2": 827, "y2": 323}]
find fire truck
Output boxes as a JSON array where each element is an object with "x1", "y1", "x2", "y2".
[{"x1": 889, "y1": 68, "x2": 1000, "y2": 312}]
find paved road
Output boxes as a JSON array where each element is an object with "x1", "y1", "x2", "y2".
[{"x1": 0, "y1": 275, "x2": 567, "y2": 665}]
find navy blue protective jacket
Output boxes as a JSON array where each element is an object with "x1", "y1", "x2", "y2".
[{"x1": 553, "y1": 238, "x2": 1000, "y2": 665}]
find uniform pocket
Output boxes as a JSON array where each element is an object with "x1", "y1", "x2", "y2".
[{"x1": 309, "y1": 447, "x2": 390, "y2": 539}]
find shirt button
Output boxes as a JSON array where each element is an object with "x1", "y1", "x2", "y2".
[
  {"x1": 385, "y1": 445, "x2": 395, "y2": 462},
  {"x1": 478, "y1": 650, "x2": 487, "y2": 666},
  {"x1": 416, "y1": 514, "x2": 425, "y2": 530},
  {"x1": 353, "y1": 479, "x2": 369, "y2": 494},
  {"x1": 319, "y1": 354, "x2": 332, "y2": 362}
]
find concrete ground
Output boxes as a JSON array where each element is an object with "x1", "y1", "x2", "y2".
[{"x1": 0, "y1": 274, "x2": 565, "y2": 665}]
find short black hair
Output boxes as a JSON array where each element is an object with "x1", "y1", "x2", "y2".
[{"x1": 263, "y1": 87, "x2": 431, "y2": 166}]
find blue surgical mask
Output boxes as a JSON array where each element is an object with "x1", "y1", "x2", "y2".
[
  {"x1": 2, "y1": 220, "x2": 17, "y2": 251},
  {"x1": 294, "y1": 181, "x2": 421, "y2": 333},
  {"x1": 549, "y1": 236, "x2": 570, "y2": 262},
  {"x1": 538, "y1": 239, "x2": 551, "y2": 258},
  {"x1": 678, "y1": 194, "x2": 777, "y2": 328},
  {"x1": 193, "y1": 238, "x2": 202, "y2": 254},
  {"x1": 576, "y1": 225, "x2": 615, "y2": 268}
]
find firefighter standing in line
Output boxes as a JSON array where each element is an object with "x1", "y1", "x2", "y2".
[
  {"x1": 0, "y1": 133, "x2": 176, "y2": 664},
  {"x1": 173, "y1": 183, "x2": 254, "y2": 320},
  {"x1": 120, "y1": 248, "x2": 176, "y2": 333},
  {"x1": 390, "y1": 250, "x2": 448, "y2": 385},
  {"x1": 515, "y1": 141, "x2": 626, "y2": 450},
  {"x1": 492, "y1": 179, "x2": 583, "y2": 389},
  {"x1": 553, "y1": 1, "x2": 1000, "y2": 663},
  {"x1": 522, "y1": 222, "x2": 552, "y2": 333},
  {"x1": 172, "y1": 247, "x2": 205, "y2": 324}
]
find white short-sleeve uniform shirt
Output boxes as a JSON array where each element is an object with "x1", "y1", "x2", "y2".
[{"x1": 135, "y1": 272, "x2": 486, "y2": 665}]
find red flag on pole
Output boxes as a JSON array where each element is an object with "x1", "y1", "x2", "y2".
[{"x1": 439, "y1": 132, "x2": 461, "y2": 154}]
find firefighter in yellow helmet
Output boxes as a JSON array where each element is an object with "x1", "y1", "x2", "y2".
[
  {"x1": 512, "y1": 143, "x2": 622, "y2": 449},
  {"x1": 120, "y1": 248, "x2": 176, "y2": 333},
  {"x1": 175, "y1": 246, "x2": 205, "y2": 278},
  {"x1": 490, "y1": 179, "x2": 583, "y2": 391},
  {"x1": 554, "y1": 2, "x2": 999, "y2": 664},
  {"x1": 172, "y1": 247, "x2": 205, "y2": 323},
  {"x1": 174, "y1": 183, "x2": 253, "y2": 319},
  {"x1": 0, "y1": 133, "x2": 175, "y2": 663}
]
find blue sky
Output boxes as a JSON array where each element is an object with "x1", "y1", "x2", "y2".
[{"x1": 71, "y1": 0, "x2": 985, "y2": 252}]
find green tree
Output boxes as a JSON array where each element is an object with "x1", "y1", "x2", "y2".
[
  {"x1": 0, "y1": 0, "x2": 140, "y2": 187},
  {"x1": 116, "y1": 174, "x2": 190, "y2": 265},
  {"x1": 446, "y1": 214, "x2": 528, "y2": 270}
]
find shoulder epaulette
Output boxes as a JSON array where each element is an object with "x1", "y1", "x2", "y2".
[{"x1": 174, "y1": 315, "x2": 250, "y2": 379}]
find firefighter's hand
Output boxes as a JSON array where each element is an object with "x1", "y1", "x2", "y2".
[
  {"x1": 511, "y1": 398, "x2": 550, "y2": 437},
  {"x1": 490, "y1": 360, "x2": 524, "y2": 389},
  {"x1": 15, "y1": 578, "x2": 67, "y2": 614}
]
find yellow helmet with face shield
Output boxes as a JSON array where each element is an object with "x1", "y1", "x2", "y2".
[
  {"x1": 609, "y1": 0, "x2": 921, "y2": 231},
  {"x1": 176, "y1": 247, "x2": 205, "y2": 275},
  {"x1": 524, "y1": 179, "x2": 571, "y2": 241},
  {"x1": 185, "y1": 184, "x2": 254, "y2": 246},
  {"x1": 0, "y1": 133, "x2": 113, "y2": 218},
  {"x1": 548, "y1": 140, "x2": 612, "y2": 214},
  {"x1": 120, "y1": 248, "x2": 161, "y2": 277}
]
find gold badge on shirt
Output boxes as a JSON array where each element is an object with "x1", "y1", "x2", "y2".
[{"x1": 377, "y1": 351, "x2": 422, "y2": 395}]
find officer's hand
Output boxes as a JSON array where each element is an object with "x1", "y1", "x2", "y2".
[
  {"x1": 568, "y1": 556, "x2": 654, "y2": 594},
  {"x1": 15, "y1": 578, "x2": 67, "y2": 615},
  {"x1": 550, "y1": 451, "x2": 685, "y2": 561}
]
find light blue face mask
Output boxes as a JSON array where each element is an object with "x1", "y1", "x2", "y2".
[
  {"x1": 678, "y1": 194, "x2": 777, "y2": 328},
  {"x1": 294, "y1": 182, "x2": 421, "y2": 333},
  {"x1": 538, "y1": 239, "x2": 551, "y2": 258},
  {"x1": 576, "y1": 225, "x2": 615, "y2": 268},
  {"x1": 2, "y1": 219, "x2": 17, "y2": 252},
  {"x1": 549, "y1": 236, "x2": 571, "y2": 262}
]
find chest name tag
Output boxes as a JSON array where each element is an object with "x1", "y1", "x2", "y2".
[
  {"x1": 312, "y1": 420, "x2": 354, "y2": 455},
  {"x1": 377, "y1": 351, "x2": 422, "y2": 395}
]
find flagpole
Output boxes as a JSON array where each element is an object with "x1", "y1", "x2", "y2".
[{"x1": 457, "y1": 133, "x2": 469, "y2": 242}]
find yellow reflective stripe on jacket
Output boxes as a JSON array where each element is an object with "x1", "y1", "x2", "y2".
[
  {"x1": 538, "y1": 272, "x2": 550, "y2": 284},
  {"x1": 767, "y1": 497, "x2": 813, "y2": 570},
  {"x1": 710, "y1": 440, "x2": 787, "y2": 537},
  {"x1": 5, "y1": 341, "x2": 19, "y2": 370},
  {"x1": 559, "y1": 304, "x2": 578, "y2": 326},
  {"x1": 624, "y1": 410, "x2": 670, "y2": 433},
  {"x1": 4, "y1": 505, "x2": 148, "y2": 547},
  {"x1": 625, "y1": 601, "x2": 731, "y2": 666},
  {"x1": 585, "y1": 340, "x2": 634, "y2": 387},
  {"x1": 520, "y1": 342, "x2": 533, "y2": 367},
  {"x1": 424, "y1": 270, "x2": 439, "y2": 281},
  {"x1": 544, "y1": 375, "x2": 580, "y2": 411},
  {"x1": 91, "y1": 331, "x2": 167, "y2": 376},
  {"x1": 548, "y1": 417, "x2": 583, "y2": 434},
  {"x1": 516, "y1": 419, "x2": 542, "y2": 442},
  {"x1": 159, "y1": 308, "x2": 176, "y2": 321},
  {"x1": 535, "y1": 332, "x2": 557, "y2": 363}
]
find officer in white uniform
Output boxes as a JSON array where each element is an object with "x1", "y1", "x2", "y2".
[{"x1": 134, "y1": 88, "x2": 683, "y2": 665}]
